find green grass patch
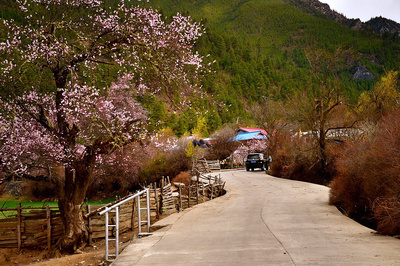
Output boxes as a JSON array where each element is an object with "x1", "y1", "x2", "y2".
[
  {"x1": 0, "y1": 201, "x2": 58, "y2": 209},
  {"x1": 0, "y1": 201, "x2": 59, "y2": 219},
  {"x1": 0, "y1": 197, "x2": 117, "y2": 219}
]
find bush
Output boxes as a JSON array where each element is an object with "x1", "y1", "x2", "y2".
[
  {"x1": 171, "y1": 171, "x2": 191, "y2": 186},
  {"x1": 373, "y1": 196, "x2": 400, "y2": 235},
  {"x1": 137, "y1": 154, "x2": 168, "y2": 186},
  {"x1": 26, "y1": 180, "x2": 58, "y2": 201},
  {"x1": 164, "y1": 147, "x2": 192, "y2": 178},
  {"x1": 86, "y1": 175, "x2": 125, "y2": 200},
  {"x1": 270, "y1": 132, "x2": 333, "y2": 185},
  {"x1": 328, "y1": 141, "x2": 373, "y2": 227},
  {"x1": 136, "y1": 140, "x2": 192, "y2": 186},
  {"x1": 205, "y1": 125, "x2": 240, "y2": 160},
  {"x1": 330, "y1": 111, "x2": 400, "y2": 234}
]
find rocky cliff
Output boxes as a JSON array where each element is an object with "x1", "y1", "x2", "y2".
[{"x1": 285, "y1": 0, "x2": 400, "y2": 36}]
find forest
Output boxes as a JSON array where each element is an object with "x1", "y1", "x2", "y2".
[{"x1": 1, "y1": 0, "x2": 400, "y2": 254}]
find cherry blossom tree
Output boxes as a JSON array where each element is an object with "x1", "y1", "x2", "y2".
[
  {"x1": 247, "y1": 139, "x2": 268, "y2": 154},
  {"x1": 0, "y1": 0, "x2": 204, "y2": 253}
]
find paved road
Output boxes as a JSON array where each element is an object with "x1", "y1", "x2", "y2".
[{"x1": 112, "y1": 170, "x2": 400, "y2": 265}]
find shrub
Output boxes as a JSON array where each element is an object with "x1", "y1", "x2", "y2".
[
  {"x1": 270, "y1": 132, "x2": 333, "y2": 185},
  {"x1": 373, "y1": 196, "x2": 400, "y2": 235},
  {"x1": 86, "y1": 175, "x2": 125, "y2": 200},
  {"x1": 136, "y1": 139, "x2": 192, "y2": 186},
  {"x1": 164, "y1": 147, "x2": 192, "y2": 178},
  {"x1": 205, "y1": 125, "x2": 240, "y2": 160},
  {"x1": 328, "y1": 141, "x2": 373, "y2": 227},
  {"x1": 171, "y1": 171, "x2": 191, "y2": 186},
  {"x1": 26, "y1": 180, "x2": 58, "y2": 201},
  {"x1": 330, "y1": 111, "x2": 400, "y2": 234},
  {"x1": 137, "y1": 154, "x2": 168, "y2": 186}
]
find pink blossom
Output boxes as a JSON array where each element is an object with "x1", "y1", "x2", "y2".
[{"x1": 0, "y1": 0, "x2": 206, "y2": 176}]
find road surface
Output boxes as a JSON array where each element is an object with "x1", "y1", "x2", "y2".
[{"x1": 112, "y1": 170, "x2": 400, "y2": 265}]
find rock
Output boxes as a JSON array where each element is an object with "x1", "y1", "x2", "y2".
[
  {"x1": 75, "y1": 249, "x2": 84, "y2": 254},
  {"x1": 366, "y1": 17, "x2": 400, "y2": 36},
  {"x1": 353, "y1": 65, "x2": 374, "y2": 80}
]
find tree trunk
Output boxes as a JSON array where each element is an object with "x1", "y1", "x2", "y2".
[
  {"x1": 52, "y1": 153, "x2": 96, "y2": 255},
  {"x1": 50, "y1": 62, "x2": 95, "y2": 255},
  {"x1": 57, "y1": 199, "x2": 88, "y2": 253}
]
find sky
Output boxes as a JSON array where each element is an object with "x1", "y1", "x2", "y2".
[{"x1": 320, "y1": 0, "x2": 400, "y2": 23}]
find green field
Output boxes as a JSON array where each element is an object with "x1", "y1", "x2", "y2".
[{"x1": 0, "y1": 197, "x2": 117, "y2": 219}]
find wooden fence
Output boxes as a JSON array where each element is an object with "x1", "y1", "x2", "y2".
[
  {"x1": 0, "y1": 175, "x2": 224, "y2": 250},
  {"x1": 0, "y1": 205, "x2": 62, "y2": 249},
  {"x1": 206, "y1": 160, "x2": 221, "y2": 170}
]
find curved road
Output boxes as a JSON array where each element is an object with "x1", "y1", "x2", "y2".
[{"x1": 113, "y1": 171, "x2": 400, "y2": 265}]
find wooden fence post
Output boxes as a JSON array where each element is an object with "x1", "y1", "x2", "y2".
[
  {"x1": 17, "y1": 202, "x2": 21, "y2": 251},
  {"x1": 160, "y1": 178, "x2": 165, "y2": 214},
  {"x1": 196, "y1": 174, "x2": 199, "y2": 204},
  {"x1": 46, "y1": 205, "x2": 51, "y2": 250},
  {"x1": 131, "y1": 197, "x2": 136, "y2": 231},
  {"x1": 210, "y1": 184, "x2": 214, "y2": 200},
  {"x1": 220, "y1": 182, "x2": 226, "y2": 196},
  {"x1": 154, "y1": 182, "x2": 160, "y2": 219},
  {"x1": 187, "y1": 181, "x2": 191, "y2": 208},
  {"x1": 178, "y1": 184, "x2": 182, "y2": 211},
  {"x1": 196, "y1": 184, "x2": 199, "y2": 205},
  {"x1": 87, "y1": 205, "x2": 93, "y2": 246}
]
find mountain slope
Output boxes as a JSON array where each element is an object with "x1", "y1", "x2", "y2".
[
  {"x1": 133, "y1": 0, "x2": 400, "y2": 134},
  {"x1": 3, "y1": 0, "x2": 400, "y2": 135}
]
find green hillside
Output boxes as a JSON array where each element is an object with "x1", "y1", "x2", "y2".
[
  {"x1": 2, "y1": 0, "x2": 400, "y2": 135},
  {"x1": 133, "y1": 0, "x2": 400, "y2": 134}
]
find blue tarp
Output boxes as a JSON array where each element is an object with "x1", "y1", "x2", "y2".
[{"x1": 232, "y1": 131, "x2": 268, "y2": 141}]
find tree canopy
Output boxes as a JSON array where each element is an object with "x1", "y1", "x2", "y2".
[{"x1": 0, "y1": 0, "x2": 205, "y2": 253}]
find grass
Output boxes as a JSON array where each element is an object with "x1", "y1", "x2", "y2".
[{"x1": 0, "y1": 196, "x2": 118, "y2": 219}]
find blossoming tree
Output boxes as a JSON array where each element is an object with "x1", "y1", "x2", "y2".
[{"x1": 0, "y1": 0, "x2": 204, "y2": 253}]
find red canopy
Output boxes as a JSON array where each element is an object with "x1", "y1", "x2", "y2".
[{"x1": 238, "y1": 126, "x2": 268, "y2": 137}]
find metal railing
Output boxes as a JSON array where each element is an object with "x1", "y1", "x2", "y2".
[{"x1": 99, "y1": 188, "x2": 151, "y2": 261}]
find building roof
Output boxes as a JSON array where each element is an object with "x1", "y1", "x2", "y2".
[
  {"x1": 232, "y1": 131, "x2": 268, "y2": 141},
  {"x1": 238, "y1": 126, "x2": 269, "y2": 137}
]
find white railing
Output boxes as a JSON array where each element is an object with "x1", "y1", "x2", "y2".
[{"x1": 99, "y1": 188, "x2": 151, "y2": 261}]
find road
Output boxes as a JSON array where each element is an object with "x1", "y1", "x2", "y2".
[{"x1": 112, "y1": 170, "x2": 400, "y2": 265}]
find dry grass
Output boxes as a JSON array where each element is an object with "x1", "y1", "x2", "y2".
[{"x1": 171, "y1": 171, "x2": 191, "y2": 186}]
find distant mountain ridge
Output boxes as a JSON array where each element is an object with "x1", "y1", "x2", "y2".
[{"x1": 285, "y1": 0, "x2": 400, "y2": 36}]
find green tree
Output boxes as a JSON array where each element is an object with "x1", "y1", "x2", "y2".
[
  {"x1": 357, "y1": 71, "x2": 400, "y2": 122},
  {"x1": 192, "y1": 116, "x2": 209, "y2": 137}
]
